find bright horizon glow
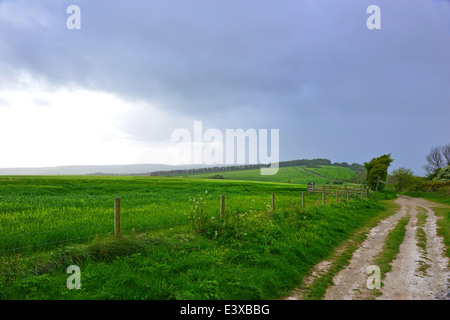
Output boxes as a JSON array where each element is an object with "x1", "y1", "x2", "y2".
[
  {"x1": 0, "y1": 79, "x2": 186, "y2": 168},
  {"x1": 0, "y1": 75, "x2": 279, "y2": 169}
]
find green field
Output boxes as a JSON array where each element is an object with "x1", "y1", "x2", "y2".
[
  {"x1": 300, "y1": 166, "x2": 357, "y2": 181},
  {"x1": 0, "y1": 175, "x2": 312, "y2": 254},
  {"x1": 0, "y1": 175, "x2": 394, "y2": 300},
  {"x1": 173, "y1": 165, "x2": 357, "y2": 185}
]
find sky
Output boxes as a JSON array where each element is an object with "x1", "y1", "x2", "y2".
[{"x1": 0, "y1": 0, "x2": 449, "y2": 175}]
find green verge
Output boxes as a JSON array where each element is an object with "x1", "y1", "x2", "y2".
[
  {"x1": 434, "y1": 206, "x2": 450, "y2": 264},
  {"x1": 0, "y1": 198, "x2": 394, "y2": 300},
  {"x1": 405, "y1": 187, "x2": 450, "y2": 206}
]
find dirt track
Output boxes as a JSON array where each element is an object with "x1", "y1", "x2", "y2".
[{"x1": 286, "y1": 196, "x2": 450, "y2": 300}]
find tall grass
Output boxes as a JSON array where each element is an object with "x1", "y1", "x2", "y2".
[
  {"x1": 0, "y1": 190, "x2": 391, "y2": 300},
  {"x1": 0, "y1": 176, "x2": 307, "y2": 254}
]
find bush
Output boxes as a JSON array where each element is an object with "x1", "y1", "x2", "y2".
[
  {"x1": 387, "y1": 167, "x2": 426, "y2": 192},
  {"x1": 435, "y1": 165, "x2": 450, "y2": 182},
  {"x1": 419, "y1": 180, "x2": 450, "y2": 192},
  {"x1": 209, "y1": 175, "x2": 224, "y2": 179}
]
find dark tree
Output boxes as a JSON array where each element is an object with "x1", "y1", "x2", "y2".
[
  {"x1": 424, "y1": 144, "x2": 449, "y2": 177},
  {"x1": 442, "y1": 143, "x2": 450, "y2": 166},
  {"x1": 425, "y1": 146, "x2": 444, "y2": 174},
  {"x1": 364, "y1": 154, "x2": 394, "y2": 191}
]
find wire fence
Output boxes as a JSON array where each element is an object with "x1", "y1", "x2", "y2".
[
  {"x1": 0, "y1": 184, "x2": 369, "y2": 256},
  {"x1": 0, "y1": 194, "x2": 191, "y2": 255}
]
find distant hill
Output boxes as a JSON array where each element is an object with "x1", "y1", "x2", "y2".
[
  {"x1": 0, "y1": 158, "x2": 365, "y2": 179},
  {"x1": 0, "y1": 164, "x2": 219, "y2": 176},
  {"x1": 150, "y1": 158, "x2": 365, "y2": 177},
  {"x1": 167, "y1": 165, "x2": 360, "y2": 185}
]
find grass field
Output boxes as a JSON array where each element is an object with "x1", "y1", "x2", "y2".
[
  {"x1": 0, "y1": 175, "x2": 395, "y2": 300},
  {"x1": 300, "y1": 166, "x2": 357, "y2": 181},
  {"x1": 172, "y1": 165, "x2": 357, "y2": 185},
  {"x1": 0, "y1": 175, "x2": 312, "y2": 254}
]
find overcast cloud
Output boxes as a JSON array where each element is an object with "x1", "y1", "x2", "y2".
[{"x1": 0, "y1": 0, "x2": 449, "y2": 174}]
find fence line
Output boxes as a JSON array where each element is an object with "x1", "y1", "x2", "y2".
[
  {"x1": 1, "y1": 184, "x2": 371, "y2": 255},
  {"x1": 0, "y1": 233, "x2": 110, "y2": 254},
  {"x1": 0, "y1": 211, "x2": 112, "y2": 227}
]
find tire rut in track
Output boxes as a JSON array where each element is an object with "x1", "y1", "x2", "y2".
[
  {"x1": 285, "y1": 196, "x2": 450, "y2": 300},
  {"x1": 376, "y1": 197, "x2": 449, "y2": 300}
]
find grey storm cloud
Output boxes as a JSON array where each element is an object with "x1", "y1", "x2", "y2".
[{"x1": 0, "y1": 0, "x2": 449, "y2": 174}]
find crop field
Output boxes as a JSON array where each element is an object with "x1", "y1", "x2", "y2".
[
  {"x1": 0, "y1": 175, "x2": 318, "y2": 254},
  {"x1": 299, "y1": 166, "x2": 357, "y2": 181},
  {"x1": 171, "y1": 165, "x2": 357, "y2": 184},
  {"x1": 0, "y1": 174, "x2": 395, "y2": 300}
]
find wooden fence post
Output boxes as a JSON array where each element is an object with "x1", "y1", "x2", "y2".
[
  {"x1": 374, "y1": 176, "x2": 380, "y2": 199},
  {"x1": 220, "y1": 194, "x2": 225, "y2": 220},
  {"x1": 114, "y1": 197, "x2": 121, "y2": 240},
  {"x1": 302, "y1": 191, "x2": 305, "y2": 208},
  {"x1": 272, "y1": 193, "x2": 275, "y2": 211},
  {"x1": 322, "y1": 191, "x2": 325, "y2": 205}
]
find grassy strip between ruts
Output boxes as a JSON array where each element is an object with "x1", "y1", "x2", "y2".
[
  {"x1": 0, "y1": 196, "x2": 396, "y2": 300},
  {"x1": 295, "y1": 199, "x2": 401, "y2": 300},
  {"x1": 415, "y1": 207, "x2": 430, "y2": 276}
]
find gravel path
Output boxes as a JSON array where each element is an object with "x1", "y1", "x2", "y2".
[
  {"x1": 376, "y1": 197, "x2": 449, "y2": 300},
  {"x1": 285, "y1": 196, "x2": 449, "y2": 300}
]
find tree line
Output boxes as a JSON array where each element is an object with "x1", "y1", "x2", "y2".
[
  {"x1": 343, "y1": 143, "x2": 450, "y2": 193},
  {"x1": 370, "y1": 143, "x2": 450, "y2": 193}
]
